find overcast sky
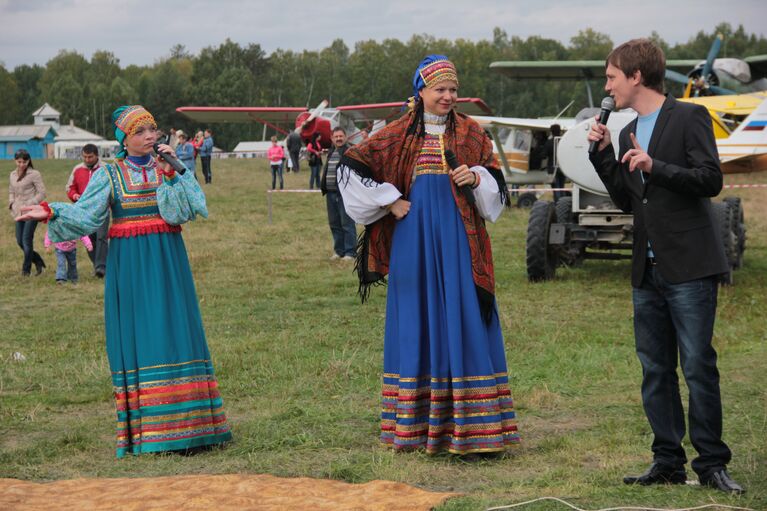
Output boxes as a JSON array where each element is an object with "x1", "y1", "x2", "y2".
[{"x1": 1, "y1": 0, "x2": 765, "y2": 69}]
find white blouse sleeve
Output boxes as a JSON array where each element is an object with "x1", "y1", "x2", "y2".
[
  {"x1": 471, "y1": 165, "x2": 504, "y2": 223},
  {"x1": 337, "y1": 164, "x2": 402, "y2": 225}
]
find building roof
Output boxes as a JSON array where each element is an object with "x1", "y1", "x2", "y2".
[
  {"x1": 54, "y1": 122, "x2": 104, "y2": 142},
  {"x1": 31, "y1": 103, "x2": 61, "y2": 117},
  {"x1": 0, "y1": 125, "x2": 55, "y2": 142}
]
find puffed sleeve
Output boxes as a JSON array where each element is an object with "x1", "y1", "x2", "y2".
[
  {"x1": 157, "y1": 170, "x2": 208, "y2": 225},
  {"x1": 47, "y1": 168, "x2": 111, "y2": 242},
  {"x1": 470, "y1": 165, "x2": 504, "y2": 222},
  {"x1": 337, "y1": 163, "x2": 402, "y2": 225}
]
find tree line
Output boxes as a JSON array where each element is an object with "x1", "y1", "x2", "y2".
[{"x1": 1, "y1": 23, "x2": 765, "y2": 151}]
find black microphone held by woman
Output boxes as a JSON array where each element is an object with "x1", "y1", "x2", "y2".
[
  {"x1": 444, "y1": 149, "x2": 475, "y2": 205},
  {"x1": 153, "y1": 143, "x2": 186, "y2": 175}
]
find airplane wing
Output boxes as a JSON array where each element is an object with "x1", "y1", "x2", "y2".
[
  {"x1": 337, "y1": 97, "x2": 492, "y2": 121},
  {"x1": 716, "y1": 96, "x2": 767, "y2": 172},
  {"x1": 472, "y1": 115, "x2": 576, "y2": 131},
  {"x1": 489, "y1": 60, "x2": 698, "y2": 80},
  {"x1": 176, "y1": 106, "x2": 308, "y2": 132},
  {"x1": 178, "y1": 98, "x2": 492, "y2": 133},
  {"x1": 680, "y1": 92, "x2": 767, "y2": 116}
]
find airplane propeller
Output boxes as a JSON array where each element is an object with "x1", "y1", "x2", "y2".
[
  {"x1": 296, "y1": 99, "x2": 328, "y2": 133},
  {"x1": 665, "y1": 34, "x2": 736, "y2": 97}
]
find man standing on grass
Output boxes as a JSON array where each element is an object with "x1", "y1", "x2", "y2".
[
  {"x1": 65, "y1": 143, "x2": 108, "y2": 278},
  {"x1": 321, "y1": 127, "x2": 356, "y2": 261},
  {"x1": 200, "y1": 129, "x2": 214, "y2": 184},
  {"x1": 286, "y1": 130, "x2": 302, "y2": 174},
  {"x1": 588, "y1": 38, "x2": 743, "y2": 494}
]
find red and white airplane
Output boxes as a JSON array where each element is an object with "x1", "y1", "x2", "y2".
[{"x1": 176, "y1": 98, "x2": 493, "y2": 149}]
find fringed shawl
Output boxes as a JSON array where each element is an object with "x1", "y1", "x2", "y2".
[{"x1": 340, "y1": 110, "x2": 509, "y2": 321}]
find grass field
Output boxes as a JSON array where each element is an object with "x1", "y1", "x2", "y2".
[{"x1": 1, "y1": 158, "x2": 765, "y2": 510}]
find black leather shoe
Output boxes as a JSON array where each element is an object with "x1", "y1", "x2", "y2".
[
  {"x1": 623, "y1": 462, "x2": 687, "y2": 485},
  {"x1": 95, "y1": 268, "x2": 105, "y2": 279},
  {"x1": 701, "y1": 469, "x2": 745, "y2": 494},
  {"x1": 34, "y1": 258, "x2": 46, "y2": 276}
]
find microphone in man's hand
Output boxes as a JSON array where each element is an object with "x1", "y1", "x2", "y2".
[
  {"x1": 588, "y1": 96, "x2": 616, "y2": 155},
  {"x1": 444, "y1": 149, "x2": 475, "y2": 206},
  {"x1": 153, "y1": 143, "x2": 186, "y2": 175}
]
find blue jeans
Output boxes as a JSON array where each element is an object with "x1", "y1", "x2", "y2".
[
  {"x1": 15, "y1": 220, "x2": 43, "y2": 274},
  {"x1": 310, "y1": 164, "x2": 322, "y2": 189},
  {"x1": 632, "y1": 265, "x2": 731, "y2": 477},
  {"x1": 55, "y1": 249, "x2": 78, "y2": 282},
  {"x1": 271, "y1": 163, "x2": 283, "y2": 189},
  {"x1": 326, "y1": 191, "x2": 357, "y2": 257}
]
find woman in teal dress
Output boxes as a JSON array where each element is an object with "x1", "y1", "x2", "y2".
[{"x1": 17, "y1": 106, "x2": 232, "y2": 457}]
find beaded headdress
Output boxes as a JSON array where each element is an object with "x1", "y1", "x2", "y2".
[
  {"x1": 407, "y1": 55, "x2": 459, "y2": 111},
  {"x1": 112, "y1": 105, "x2": 157, "y2": 158}
]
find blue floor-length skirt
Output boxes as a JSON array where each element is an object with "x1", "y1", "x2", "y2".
[
  {"x1": 380, "y1": 173, "x2": 519, "y2": 454},
  {"x1": 105, "y1": 231, "x2": 232, "y2": 457}
]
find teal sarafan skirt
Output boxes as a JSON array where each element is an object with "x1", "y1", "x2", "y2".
[{"x1": 104, "y1": 231, "x2": 232, "y2": 457}]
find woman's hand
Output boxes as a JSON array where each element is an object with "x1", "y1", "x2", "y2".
[
  {"x1": 15, "y1": 205, "x2": 49, "y2": 222},
  {"x1": 155, "y1": 143, "x2": 176, "y2": 171},
  {"x1": 450, "y1": 164, "x2": 477, "y2": 188},
  {"x1": 389, "y1": 199, "x2": 411, "y2": 220}
]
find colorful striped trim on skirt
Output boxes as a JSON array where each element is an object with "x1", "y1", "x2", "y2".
[
  {"x1": 112, "y1": 359, "x2": 232, "y2": 457},
  {"x1": 381, "y1": 372, "x2": 519, "y2": 454}
]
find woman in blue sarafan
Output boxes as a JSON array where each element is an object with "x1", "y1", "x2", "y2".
[
  {"x1": 337, "y1": 56, "x2": 520, "y2": 454},
  {"x1": 17, "y1": 106, "x2": 232, "y2": 457}
]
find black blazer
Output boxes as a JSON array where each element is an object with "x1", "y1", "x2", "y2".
[{"x1": 589, "y1": 95, "x2": 728, "y2": 287}]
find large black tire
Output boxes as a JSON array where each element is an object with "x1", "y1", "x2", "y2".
[
  {"x1": 526, "y1": 200, "x2": 558, "y2": 281},
  {"x1": 712, "y1": 201, "x2": 735, "y2": 285},
  {"x1": 723, "y1": 197, "x2": 746, "y2": 269},
  {"x1": 517, "y1": 191, "x2": 537, "y2": 209},
  {"x1": 555, "y1": 196, "x2": 573, "y2": 224}
]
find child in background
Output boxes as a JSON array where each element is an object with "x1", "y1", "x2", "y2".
[{"x1": 44, "y1": 231, "x2": 93, "y2": 284}]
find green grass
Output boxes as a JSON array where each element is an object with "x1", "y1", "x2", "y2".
[{"x1": 1, "y1": 158, "x2": 765, "y2": 510}]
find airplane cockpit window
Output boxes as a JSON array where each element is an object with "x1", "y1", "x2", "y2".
[{"x1": 512, "y1": 129, "x2": 531, "y2": 152}]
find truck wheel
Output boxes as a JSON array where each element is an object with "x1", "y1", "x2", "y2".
[
  {"x1": 517, "y1": 191, "x2": 537, "y2": 209},
  {"x1": 712, "y1": 201, "x2": 735, "y2": 285},
  {"x1": 555, "y1": 196, "x2": 573, "y2": 224},
  {"x1": 526, "y1": 200, "x2": 558, "y2": 281},
  {"x1": 723, "y1": 197, "x2": 746, "y2": 269}
]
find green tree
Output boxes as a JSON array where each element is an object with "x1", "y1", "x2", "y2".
[
  {"x1": 11, "y1": 64, "x2": 43, "y2": 123},
  {"x1": 0, "y1": 65, "x2": 21, "y2": 125}
]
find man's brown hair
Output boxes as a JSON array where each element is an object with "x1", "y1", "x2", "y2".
[{"x1": 606, "y1": 38, "x2": 665, "y2": 94}]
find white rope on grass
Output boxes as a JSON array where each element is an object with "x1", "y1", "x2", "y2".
[{"x1": 486, "y1": 496, "x2": 755, "y2": 511}]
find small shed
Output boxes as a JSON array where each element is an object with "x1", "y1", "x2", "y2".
[{"x1": 0, "y1": 125, "x2": 57, "y2": 160}]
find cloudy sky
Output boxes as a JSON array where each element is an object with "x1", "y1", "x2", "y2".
[{"x1": 0, "y1": 0, "x2": 764, "y2": 69}]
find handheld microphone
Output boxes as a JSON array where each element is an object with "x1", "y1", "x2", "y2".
[
  {"x1": 588, "y1": 96, "x2": 616, "y2": 155},
  {"x1": 153, "y1": 143, "x2": 186, "y2": 175},
  {"x1": 444, "y1": 149, "x2": 475, "y2": 206}
]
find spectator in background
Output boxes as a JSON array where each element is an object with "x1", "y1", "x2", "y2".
[
  {"x1": 175, "y1": 131, "x2": 197, "y2": 179},
  {"x1": 267, "y1": 136, "x2": 285, "y2": 190},
  {"x1": 9, "y1": 149, "x2": 47, "y2": 276},
  {"x1": 45, "y1": 229, "x2": 92, "y2": 284},
  {"x1": 200, "y1": 129, "x2": 214, "y2": 184},
  {"x1": 168, "y1": 128, "x2": 178, "y2": 150},
  {"x1": 286, "y1": 130, "x2": 302, "y2": 173},
  {"x1": 307, "y1": 133, "x2": 323, "y2": 190},
  {"x1": 320, "y1": 127, "x2": 356, "y2": 260},
  {"x1": 66, "y1": 143, "x2": 109, "y2": 278}
]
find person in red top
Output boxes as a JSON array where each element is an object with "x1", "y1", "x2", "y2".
[
  {"x1": 65, "y1": 143, "x2": 109, "y2": 277},
  {"x1": 267, "y1": 135, "x2": 285, "y2": 190}
]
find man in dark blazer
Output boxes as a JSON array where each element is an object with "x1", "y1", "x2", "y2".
[{"x1": 588, "y1": 39, "x2": 742, "y2": 494}]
